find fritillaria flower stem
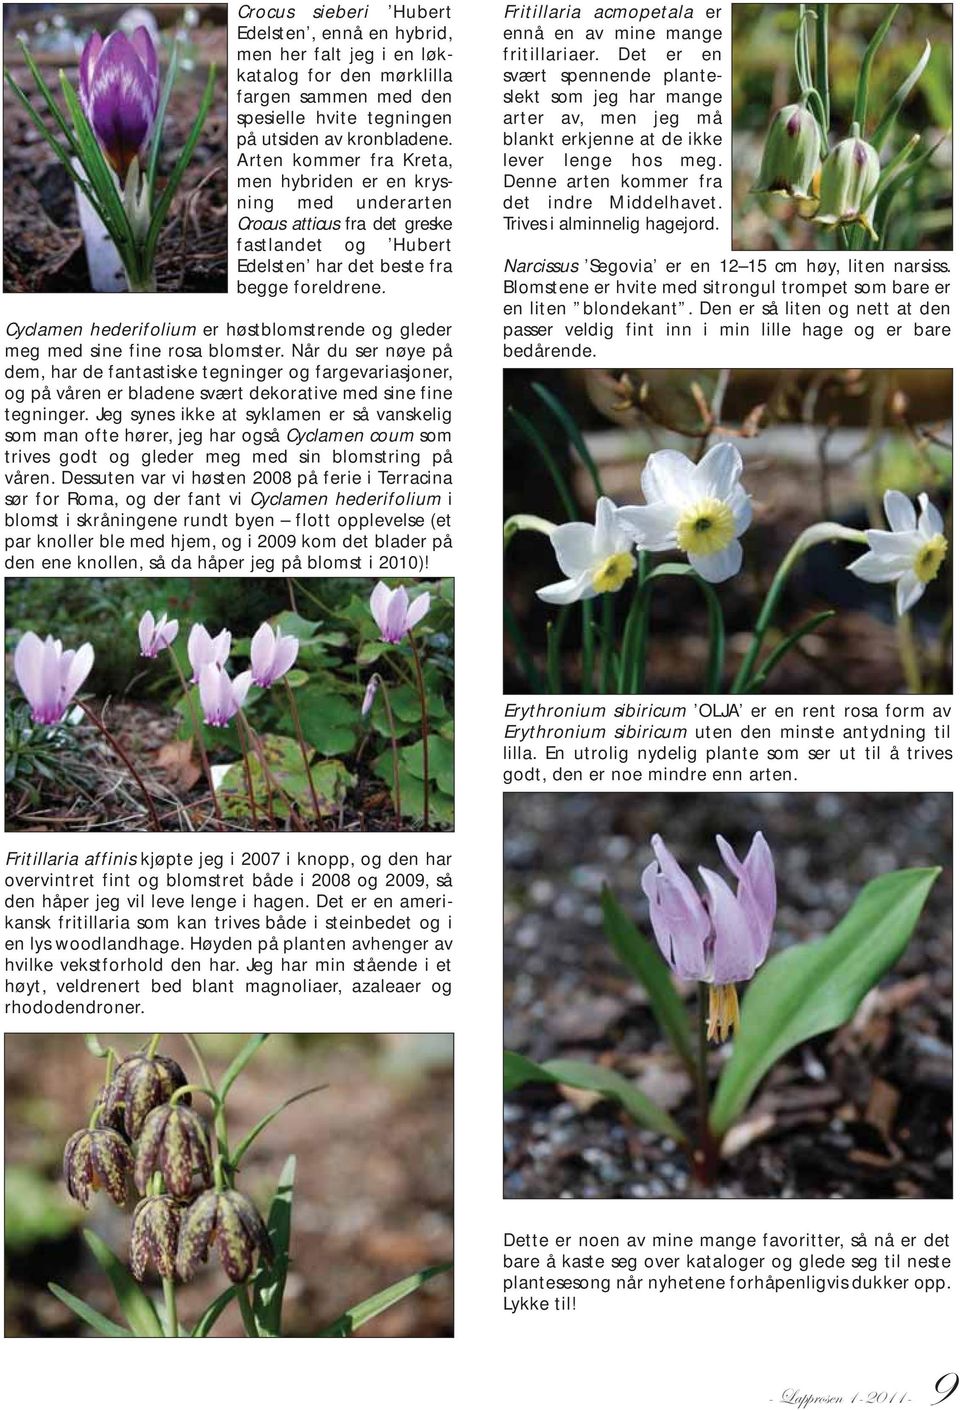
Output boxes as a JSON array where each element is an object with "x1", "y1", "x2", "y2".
[
  {"x1": 76, "y1": 699, "x2": 162, "y2": 831},
  {"x1": 378, "y1": 679, "x2": 404, "y2": 827},
  {"x1": 283, "y1": 680, "x2": 323, "y2": 827},
  {"x1": 406, "y1": 630, "x2": 430, "y2": 830},
  {"x1": 730, "y1": 523, "x2": 868, "y2": 693},
  {"x1": 164, "y1": 1275, "x2": 178, "y2": 1337},
  {"x1": 167, "y1": 648, "x2": 223, "y2": 831},
  {"x1": 146, "y1": 1032, "x2": 163, "y2": 1059}
]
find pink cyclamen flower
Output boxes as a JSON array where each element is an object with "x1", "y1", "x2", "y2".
[
  {"x1": 361, "y1": 675, "x2": 380, "y2": 717},
  {"x1": 78, "y1": 27, "x2": 160, "y2": 180},
  {"x1": 138, "y1": 610, "x2": 178, "y2": 658},
  {"x1": 642, "y1": 831, "x2": 776, "y2": 1042},
  {"x1": 249, "y1": 623, "x2": 299, "y2": 688},
  {"x1": 198, "y1": 665, "x2": 251, "y2": 727},
  {"x1": 14, "y1": 632, "x2": 94, "y2": 726},
  {"x1": 369, "y1": 582, "x2": 430, "y2": 644},
  {"x1": 187, "y1": 624, "x2": 231, "y2": 684}
]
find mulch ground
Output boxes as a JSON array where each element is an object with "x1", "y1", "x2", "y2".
[{"x1": 504, "y1": 792, "x2": 953, "y2": 1200}]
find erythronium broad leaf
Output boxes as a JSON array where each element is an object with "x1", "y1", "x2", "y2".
[
  {"x1": 710, "y1": 867, "x2": 940, "y2": 1135},
  {"x1": 317, "y1": 1263, "x2": 453, "y2": 1337},
  {"x1": 503, "y1": 1052, "x2": 686, "y2": 1144}
]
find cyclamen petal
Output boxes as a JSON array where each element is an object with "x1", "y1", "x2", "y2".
[
  {"x1": 14, "y1": 632, "x2": 94, "y2": 726},
  {"x1": 369, "y1": 582, "x2": 431, "y2": 643},
  {"x1": 249, "y1": 622, "x2": 299, "y2": 687}
]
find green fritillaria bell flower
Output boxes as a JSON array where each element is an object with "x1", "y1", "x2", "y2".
[
  {"x1": 176, "y1": 1189, "x2": 273, "y2": 1284},
  {"x1": 812, "y1": 133, "x2": 881, "y2": 240},
  {"x1": 752, "y1": 104, "x2": 821, "y2": 201},
  {"x1": 63, "y1": 1126, "x2": 132, "y2": 1207},
  {"x1": 102, "y1": 1052, "x2": 190, "y2": 1139},
  {"x1": 130, "y1": 1195, "x2": 182, "y2": 1281}
]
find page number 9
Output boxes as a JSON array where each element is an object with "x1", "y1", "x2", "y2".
[{"x1": 934, "y1": 1374, "x2": 959, "y2": 1405}]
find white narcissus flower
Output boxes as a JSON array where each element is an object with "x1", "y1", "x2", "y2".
[
  {"x1": 536, "y1": 496, "x2": 637, "y2": 605},
  {"x1": 616, "y1": 442, "x2": 752, "y2": 584},
  {"x1": 848, "y1": 490, "x2": 948, "y2": 615}
]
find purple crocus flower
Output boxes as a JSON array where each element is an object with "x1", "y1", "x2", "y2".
[
  {"x1": 138, "y1": 610, "x2": 178, "y2": 658},
  {"x1": 641, "y1": 832, "x2": 776, "y2": 1042},
  {"x1": 187, "y1": 624, "x2": 231, "y2": 684},
  {"x1": 78, "y1": 27, "x2": 160, "y2": 180},
  {"x1": 369, "y1": 582, "x2": 430, "y2": 644},
  {"x1": 13, "y1": 632, "x2": 94, "y2": 726},
  {"x1": 361, "y1": 675, "x2": 380, "y2": 717},
  {"x1": 249, "y1": 622, "x2": 299, "y2": 688},
  {"x1": 198, "y1": 665, "x2": 251, "y2": 727}
]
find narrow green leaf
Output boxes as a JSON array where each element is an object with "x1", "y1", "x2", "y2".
[
  {"x1": 747, "y1": 610, "x2": 836, "y2": 691},
  {"x1": 600, "y1": 887, "x2": 695, "y2": 1072},
  {"x1": 509, "y1": 406, "x2": 578, "y2": 519},
  {"x1": 58, "y1": 73, "x2": 135, "y2": 254},
  {"x1": 17, "y1": 40, "x2": 81, "y2": 156},
  {"x1": 84, "y1": 1230, "x2": 164, "y2": 1337},
  {"x1": 317, "y1": 1264, "x2": 452, "y2": 1337},
  {"x1": 642, "y1": 564, "x2": 725, "y2": 691},
  {"x1": 710, "y1": 867, "x2": 940, "y2": 1135},
  {"x1": 49, "y1": 1283, "x2": 133, "y2": 1337},
  {"x1": 145, "y1": 64, "x2": 217, "y2": 266},
  {"x1": 531, "y1": 381, "x2": 604, "y2": 498},
  {"x1": 853, "y1": 5, "x2": 898, "y2": 129},
  {"x1": 253, "y1": 1155, "x2": 296, "y2": 1337},
  {"x1": 217, "y1": 1033, "x2": 269, "y2": 1101},
  {"x1": 192, "y1": 1285, "x2": 239, "y2": 1337},
  {"x1": 503, "y1": 1052, "x2": 686, "y2": 1143},
  {"x1": 147, "y1": 41, "x2": 180, "y2": 192},
  {"x1": 872, "y1": 40, "x2": 931, "y2": 149},
  {"x1": 4, "y1": 70, "x2": 103, "y2": 218},
  {"x1": 231, "y1": 1087, "x2": 326, "y2": 1168},
  {"x1": 84, "y1": 1033, "x2": 109, "y2": 1058}
]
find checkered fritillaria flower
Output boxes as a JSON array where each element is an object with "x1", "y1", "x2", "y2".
[
  {"x1": 176, "y1": 1189, "x2": 273, "y2": 1283},
  {"x1": 102, "y1": 1052, "x2": 190, "y2": 1139},
  {"x1": 134, "y1": 1103, "x2": 212, "y2": 1199},
  {"x1": 130, "y1": 1195, "x2": 182, "y2": 1281},
  {"x1": 63, "y1": 1126, "x2": 132, "y2": 1207}
]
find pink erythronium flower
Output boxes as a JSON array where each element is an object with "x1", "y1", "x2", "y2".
[
  {"x1": 369, "y1": 582, "x2": 430, "y2": 644},
  {"x1": 198, "y1": 665, "x2": 251, "y2": 727},
  {"x1": 78, "y1": 27, "x2": 160, "y2": 180},
  {"x1": 641, "y1": 831, "x2": 776, "y2": 1042},
  {"x1": 187, "y1": 624, "x2": 231, "y2": 683},
  {"x1": 249, "y1": 623, "x2": 299, "y2": 688},
  {"x1": 138, "y1": 610, "x2": 178, "y2": 658},
  {"x1": 13, "y1": 632, "x2": 94, "y2": 727}
]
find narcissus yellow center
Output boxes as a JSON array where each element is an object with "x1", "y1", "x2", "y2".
[
  {"x1": 675, "y1": 498, "x2": 736, "y2": 556},
  {"x1": 706, "y1": 983, "x2": 740, "y2": 1044},
  {"x1": 591, "y1": 551, "x2": 635, "y2": 594},
  {"x1": 914, "y1": 534, "x2": 947, "y2": 584}
]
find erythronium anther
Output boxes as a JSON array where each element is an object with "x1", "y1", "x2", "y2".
[
  {"x1": 617, "y1": 442, "x2": 752, "y2": 584},
  {"x1": 537, "y1": 495, "x2": 637, "y2": 604},
  {"x1": 370, "y1": 581, "x2": 431, "y2": 643},
  {"x1": 642, "y1": 831, "x2": 776, "y2": 1042},
  {"x1": 199, "y1": 664, "x2": 252, "y2": 727},
  {"x1": 138, "y1": 610, "x2": 178, "y2": 658},
  {"x1": 249, "y1": 621, "x2": 299, "y2": 687},
  {"x1": 187, "y1": 623, "x2": 231, "y2": 683},
  {"x1": 78, "y1": 27, "x2": 160, "y2": 180},
  {"x1": 847, "y1": 490, "x2": 948, "y2": 615},
  {"x1": 13, "y1": 632, "x2": 94, "y2": 726}
]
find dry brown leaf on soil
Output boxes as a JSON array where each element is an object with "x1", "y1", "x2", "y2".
[{"x1": 155, "y1": 739, "x2": 202, "y2": 791}]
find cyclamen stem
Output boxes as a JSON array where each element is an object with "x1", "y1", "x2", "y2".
[
  {"x1": 238, "y1": 712, "x2": 277, "y2": 829},
  {"x1": 283, "y1": 679, "x2": 323, "y2": 827},
  {"x1": 76, "y1": 698, "x2": 162, "y2": 831},
  {"x1": 168, "y1": 648, "x2": 223, "y2": 830},
  {"x1": 233, "y1": 713, "x2": 261, "y2": 827},
  {"x1": 407, "y1": 630, "x2": 431, "y2": 830},
  {"x1": 378, "y1": 678, "x2": 404, "y2": 826}
]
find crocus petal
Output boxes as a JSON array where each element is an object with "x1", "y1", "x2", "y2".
[
  {"x1": 896, "y1": 571, "x2": 925, "y2": 616},
  {"x1": 687, "y1": 540, "x2": 743, "y2": 583},
  {"x1": 369, "y1": 582, "x2": 392, "y2": 636},
  {"x1": 641, "y1": 448, "x2": 696, "y2": 507},
  {"x1": 130, "y1": 25, "x2": 159, "y2": 103},
  {"x1": 691, "y1": 441, "x2": 742, "y2": 501},
  {"x1": 78, "y1": 32, "x2": 102, "y2": 111},
  {"x1": 536, "y1": 573, "x2": 595, "y2": 605},
  {"x1": 699, "y1": 867, "x2": 758, "y2": 984},
  {"x1": 550, "y1": 521, "x2": 596, "y2": 578},
  {"x1": 883, "y1": 489, "x2": 918, "y2": 534},
  {"x1": 88, "y1": 31, "x2": 157, "y2": 177},
  {"x1": 616, "y1": 502, "x2": 679, "y2": 551},
  {"x1": 405, "y1": 592, "x2": 431, "y2": 632}
]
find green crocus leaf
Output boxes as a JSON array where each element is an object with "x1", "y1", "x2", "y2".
[
  {"x1": 317, "y1": 1263, "x2": 452, "y2": 1337},
  {"x1": 49, "y1": 1283, "x2": 133, "y2": 1337},
  {"x1": 710, "y1": 867, "x2": 940, "y2": 1136},
  {"x1": 503, "y1": 1052, "x2": 686, "y2": 1143},
  {"x1": 600, "y1": 887, "x2": 695, "y2": 1073},
  {"x1": 83, "y1": 1230, "x2": 164, "y2": 1337},
  {"x1": 253, "y1": 1154, "x2": 296, "y2": 1337}
]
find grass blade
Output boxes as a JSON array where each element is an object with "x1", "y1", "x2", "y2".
[
  {"x1": 316, "y1": 1264, "x2": 452, "y2": 1337},
  {"x1": 84, "y1": 1230, "x2": 164, "y2": 1337},
  {"x1": 49, "y1": 1283, "x2": 133, "y2": 1337}
]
